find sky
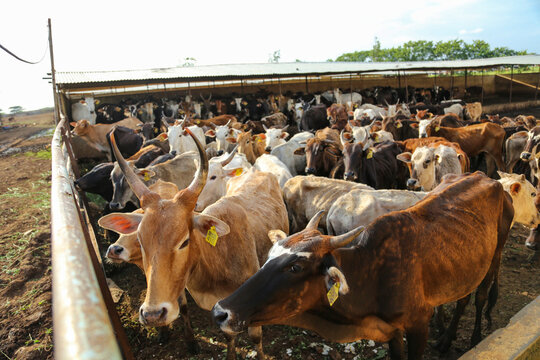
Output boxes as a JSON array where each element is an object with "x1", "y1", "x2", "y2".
[{"x1": 0, "y1": 0, "x2": 538, "y2": 112}]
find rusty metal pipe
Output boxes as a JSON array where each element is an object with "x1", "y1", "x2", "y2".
[{"x1": 51, "y1": 116, "x2": 122, "y2": 360}]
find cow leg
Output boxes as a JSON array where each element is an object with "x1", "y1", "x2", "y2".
[
  {"x1": 248, "y1": 326, "x2": 264, "y2": 359},
  {"x1": 224, "y1": 333, "x2": 237, "y2": 360},
  {"x1": 433, "y1": 305, "x2": 447, "y2": 335},
  {"x1": 484, "y1": 272, "x2": 499, "y2": 330},
  {"x1": 435, "y1": 295, "x2": 471, "y2": 353},
  {"x1": 179, "y1": 293, "x2": 199, "y2": 354},
  {"x1": 405, "y1": 310, "x2": 432, "y2": 360},
  {"x1": 388, "y1": 329, "x2": 405, "y2": 360}
]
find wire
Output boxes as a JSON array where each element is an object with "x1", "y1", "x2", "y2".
[{"x1": 0, "y1": 35, "x2": 49, "y2": 65}]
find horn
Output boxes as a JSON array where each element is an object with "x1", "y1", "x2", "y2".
[
  {"x1": 384, "y1": 99, "x2": 390, "y2": 107},
  {"x1": 220, "y1": 145, "x2": 238, "y2": 167},
  {"x1": 340, "y1": 130, "x2": 351, "y2": 145},
  {"x1": 226, "y1": 119, "x2": 232, "y2": 127},
  {"x1": 282, "y1": 124, "x2": 289, "y2": 131},
  {"x1": 108, "y1": 131, "x2": 154, "y2": 202},
  {"x1": 162, "y1": 118, "x2": 170, "y2": 128},
  {"x1": 329, "y1": 225, "x2": 365, "y2": 250},
  {"x1": 185, "y1": 128, "x2": 208, "y2": 197},
  {"x1": 305, "y1": 210, "x2": 325, "y2": 231},
  {"x1": 263, "y1": 124, "x2": 269, "y2": 131}
]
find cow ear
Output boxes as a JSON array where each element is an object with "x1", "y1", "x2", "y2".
[
  {"x1": 435, "y1": 154, "x2": 441, "y2": 163},
  {"x1": 280, "y1": 132, "x2": 289, "y2": 139},
  {"x1": 98, "y1": 213, "x2": 143, "y2": 235},
  {"x1": 70, "y1": 122, "x2": 77, "y2": 127},
  {"x1": 268, "y1": 229, "x2": 287, "y2": 244},
  {"x1": 294, "y1": 147, "x2": 305, "y2": 155},
  {"x1": 193, "y1": 213, "x2": 230, "y2": 238},
  {"x1": 325, "y1": 266, "x2": 349, "y2": 295},
  {"x1": 258, "y1": 133, "x2": 266, "y2": 140},
  {"x1": 510, "y1": 182, "x2": 521, "y2": 195},
  {"x1": 396, "y1": 152, "x2": 412, "y2": 163},
  {"x1": 137, "y1": 169, "x2": 156, "y2": 181},
  {"x1": 226, "y1": 137, "x2": 237, "y2": 143},
  {"x1": 224, "y1": 167, "x2": 243, "y2": 177},
  {"x1": 205, "y1": 130, "x2": 216, "y2": 137}
]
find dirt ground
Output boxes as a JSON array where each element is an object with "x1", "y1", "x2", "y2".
[
  {"x1": 0, "y1": 109, "x2": 539, "y2": 360},
  {"x1": 0, "y1": 112, "x2": 54, "y2": 359}
]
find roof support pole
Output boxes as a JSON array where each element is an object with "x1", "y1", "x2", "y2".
[
  {"x1": 305, "y1": 76, "x2": 309, "y2": 94},
  {"x1": 481, "y1": 69, "x2": 485, "y2": 104},
  {"x1": 397, "y1": 71, "x2": 401, "y2": 89},
  {"x1": 464, "y1": 69, "x2": 468, "y2": 98},
  {"x1": 404, "y1": 72, "x2": 409, "y2": 103},
  {"x1": 509, "y1": 66, "x2": 514, "y2": 103},
  {"x1": 535, "y1": 66, "x2": 539, "y2": 101},
  {"x1": 349, "y1": 74, "x2": 353, "y2": 102},
  {"x1": 48, "y1": 18, "x2": 60, "y2": 125},
  {"x1": 450, "y1": 70, "x2": 454, "y2": 99}
]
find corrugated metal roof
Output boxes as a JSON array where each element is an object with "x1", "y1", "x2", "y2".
[{"x1": 56, "y1": 55, "x2": 540, "y2": 87}]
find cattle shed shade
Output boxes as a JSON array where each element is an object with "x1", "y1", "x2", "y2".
[{"x1": 56, "y1": 55, "x2": 540, "y2": 89}]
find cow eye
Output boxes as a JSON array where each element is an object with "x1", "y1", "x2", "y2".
[
  {"x1": 179, "y1": 238, "x2": 189, "y2": 250},
  {"x1": 289, "y1": 264, "x2": 303, "y2": 273},
  {"x1": 532, "y1": 193, "x2": 536, "y2": 197},
  {"x1": 210, "y1": 175, "x2": 217, "y2": 180},
  {"x1": 425, "y1": 159, "x2": 431, "y2": 164}
]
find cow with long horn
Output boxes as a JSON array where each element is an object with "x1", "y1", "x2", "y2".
[
  {"x1": 212, "y1": 172, "x2": 514, "y2": 359},
  {"x1": 100, "y1": 130, "x2": 288, "y2": 359}
]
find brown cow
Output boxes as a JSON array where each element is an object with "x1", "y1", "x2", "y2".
[
  {"x1": 327, "y1": 104, "x2": 349, "y2": 131},
  {"x1": 425, "y1": 120, "x2": 505, "y2": 175},
  {"x1": 235, "y1": 130, "x2": 266, "y2": 165},
  {"x1": 464, "y1": 102, "x2": 482, "y2": 122},
  {"x1": 101, "y1": 130, "x2": 288, "y2": 359},
  {"x1": 185, "y1": 114, "x2": 238, "y2": 128},
  {"x1": 294, "y1": 127, "x2": 343, "y2": 177},
  {"x1": 212, "y1": 172, "x2": 514, "y2": 359}
]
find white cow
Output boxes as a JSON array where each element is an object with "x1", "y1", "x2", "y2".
[
  {"x1": 443, "y1": 103, "x2": 464, "y2": 119},
  {"x1": 72, "y1": 97, "x2": 97, "y2": 125},
  {"x1": 353, "y1": 108, "x2": 377, "y2": 121},
  {"x1": 497, "y1": 171, "x2": 540, "y2": 228},
  {"x1": 263, "y1": 126, "x2": 289, "y2": 151},
  {"x1": 166, "y1": 123, "x2": 206, "y2": 155},
  {"x1": 205, "y1": 122, "x2": 242, "y2": 154},
  {"x1": 271, "y1": 131, "x2": 314, "y2": 176},
  {"x1": 417, "y1": 119, "x2": 434, "y2": 138},
  {"x1": 254, "y1": 154, "x2": 292, "y2": 188},
  {"x1": 341, "y1": 123, "x2": 394, "y2": 150},
  {"x1": 327, "y1": 189, "x2": 427, "y2": 238},
  {"x1": 195, "y1": 148, "x2": 252, "y2": 211},
  {"x1": 397, "y1": 145, "x2": 463, "y2": 191},
  {"x1": 334, "y1": 88, "x2": 362, "y2": 105}
]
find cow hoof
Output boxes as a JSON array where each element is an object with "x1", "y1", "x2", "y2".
[
  {"x1": 470, "y1": 333, "x2": 482, "y2": 348},
  {"x1": 435, "y1": 334, "x2": 453, "y2": 353},
  {"x1": 186, "y1": 340, "x2": 200, "y2": 354}
]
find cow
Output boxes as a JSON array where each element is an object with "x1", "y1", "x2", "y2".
[
  {"x1": 443, "y1": 103, "x2": 464, "y2": 119},
  {"x1": 109, "y1": 151, "x2": 198, "y2": 210},
  {"x1": 261, "y1": 112, "x2": 288, "y2": 128},
  {"x1": 514, "y1": 115, "x2": 537, "y2": 130},
  {"x1": 102, "y1": 130, "x2": 288, "y2": 359},
  {"x1": 505, "y1": 131, "x2": 529, "y2": 174},
  {"x1": 520, "y1": 126, "x2": 540, "y2": 163},
  {"x1": 397, "y1": 145, "x2": 463, "y2": 191},
  {"x1": 262, "y1": 125, "x2": 289, "y2": 152},
  {"x1": 299, "y1": 104, "x2": 329, "y2": 132},
  {"x1": 195, "y1": 147, "x2": 251, "y2": 211},
  {"x1": 294, "y1": 127, "x2": 342, "y2": 177},
  {"x1": 271, "y1": 132, "x2": 314, "y2": 176},
  {"x1": 497, "y1": 171, "x2": 540, "y2": 228},
  {"x1": 236, "y1": 130, "x2": 266, "y2": 165},
  {"x1": 106, "y1": 126, "x2": 144, "y2": 161},
  {"x1": 70, "y1": 118, "x2": 143, "y2": 160},
  {"x1": 341, "y1": 123, "x2": 394, "y2": 150},
  {"x1": 425, "y1": 121, "x2": 506, "y2": 175},
  {"x1": 464, "y1": 102, "x2": 482, "y2": 122},
  {"x1": 254, "y1": 154, "x2": 293, "y2": 188},
  {"x1": 187, "y1": 115, "x2": 238, "y2": 128},
  {"x1": 165, "y1": 122, "x2": 206, "y2": 155},
  {"x1": 283, "y1": 176, "x2": 372, "y2": 234},
  {"x1": 382, "y1": 117, "x2": 419, "y2": 141},
  {"x1": 327, "y1": 189, "x2": 427, "y2": 238},
  {"x1": 204, "y1": 121, "x2": 242, "y2": 155},
  {"x1": 327, "y1": 104, "x2": 349, "y2": 131},
  {"x1": 71, "y1": 97, "x2": 97, "y2": 125},
  {"x1": 342, "y1": 141, "x2": 408, "y2": 189},
  {"x1": 101, "y1": 180, "x2": 182, "y2": 268},
  {"x1": 74, "y1": 162, "x2": 115, "y2": 202},
  {"x1": 212, "y1": 172, "x2": 514, "y2": 360},
  {"x1": 417, "y1": 113, "x2": 463, "y2": 138}
]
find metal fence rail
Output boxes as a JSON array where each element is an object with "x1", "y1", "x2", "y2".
[{"x1": 51, "y1": 116, "x2": 123, "y2": 360}]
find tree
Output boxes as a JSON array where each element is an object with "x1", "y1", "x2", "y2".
[
  {"x1": 9, "y1": 106, "x2": 24, "y2": 114},
  {"x1": 181, "y1": 57, "x2": 196, "y2": 67},
  {"x1": 268, "y1": 50, "x2": 280, "y2": 63}
]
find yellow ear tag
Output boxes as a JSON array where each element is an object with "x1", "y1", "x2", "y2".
[
  {"x1": 435, "y1": 126, "x2": 440, "y2": 132},
  {"x1": 366, "y1": 149, "x2": 373, "y2": 159},
  {"x1": 396, "y1": 122, "x2": 403, "y2": 128},
  {"x1": 206, "y1": 226, "x2": 218, "y2": 247},
  {"x1": 257, "y1": 137, "x2": 263, "y2": 143},
  {"x1": 143, "y1": 172, "x2": 151, "y2": 182},
  {"x1": 327, "y1": 282, "x2": 340, "y2": 306},
  {"x1": 154, "y1": 128, "x2": 158, "y2": 133},
  {"x1": 235, "y1": 168, "x2": 243, "y2": 176},
  {"x1": 374, "y1": 134, "x2": 380, "y2": 142},
  {"x1": 196, "y1": 120, "x2": 201, "y2": 124}
]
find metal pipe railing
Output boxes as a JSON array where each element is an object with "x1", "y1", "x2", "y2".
[{"x1": 51, "y1": 116, "x2": 122, "y2": 360}]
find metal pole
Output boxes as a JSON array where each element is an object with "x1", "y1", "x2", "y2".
[
  {"x1": 509, "y1": 66, "x2": 513, "y2": 103},
  {"x1": 450, "y1": 70, "x2": 454, "y2": 99},
  {"x1": 305, "y1": 76, "x2": 309, "y2": 94},
  {"x1": 404, "y1": 72, "x2": 408, "y2": 103},
  {"x1": 481, "y1": 69, "x2": 485, "y2": 104},
  {"x1": 48, "y1": 19, "x2": 59, "y2": 124},
  {"x1": 349, "y1": 74, "x2": 353, "y2": 102},
  {"x1": 397, "y1": 71, "x2": 401, "y2": 89},
  {"x1": 464, "y1": 69, "x2": 468, "y2": 99}
]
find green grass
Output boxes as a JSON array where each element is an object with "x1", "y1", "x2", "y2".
[{"x1": 23, "y1": 148, "x2": 52, "y2": 160}]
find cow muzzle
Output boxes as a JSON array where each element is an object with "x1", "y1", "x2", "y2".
[
  {"x1": 305, "y1": 167, "x2": 316, "y2": 175},
  {"x1": 406, "y1": 179, "x2": 421, "y2": 190},
  {"x1": 106, "y1": 245, "x2": 126, "y2": 263},
  {"x1": 139, "y1": 302, "x2": 174, "y2": 327},
  {"x1": 109, "y1": 202, "x2": 123, "y2": 210},
  {"x1": 343, "y1": 172, "x2": 357, "y2": 181},
  {"x1": 419, "y1": 133, "x2": 427, "y2": 138},
  {"x1": 521, "y1": 152, "x2": 532, "y2": 161},
  {"x1": 212, "y1": 302, "x2": 243, "y2": 335}
]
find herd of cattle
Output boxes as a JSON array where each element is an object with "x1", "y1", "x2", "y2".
[{"x1": 69, "y1": 87, "x2": 540, "y2": 359}]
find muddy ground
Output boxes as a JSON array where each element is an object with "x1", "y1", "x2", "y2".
[{"x1": 0, "y1": 109, "x2": 538, "y2": 360}]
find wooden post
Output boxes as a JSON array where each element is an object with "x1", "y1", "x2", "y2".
[
  {"x1": 305, "y1": 76, "x2": 309, "y2": 94},
  {"x1": 450, "y1": 70, "x2": 454, "y2": 99},
  {"x1": 48, "y1": 18, "x2": 59, "y2": 124},
  {"x1": 349, "y1": 74, "x2": 353, "y2": 102},
  {"x1": 397, "y1": 71, "x2": 401, "y2": 89},
  {"x1": 509, "y1": 66, "x2": 513, "y2": 103},
  {"x1": 481, "y1": 69, "x2": 485, "y2": 104},
  {"x1": 464, "y1": 69, "x2": 468, "y2": 99},
  {"x1": 535, "y1": 65, "x2": 539, "y2": 101},
  {"x1": 404, "y1": 72, "x2": 408, "y2": 103}
]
